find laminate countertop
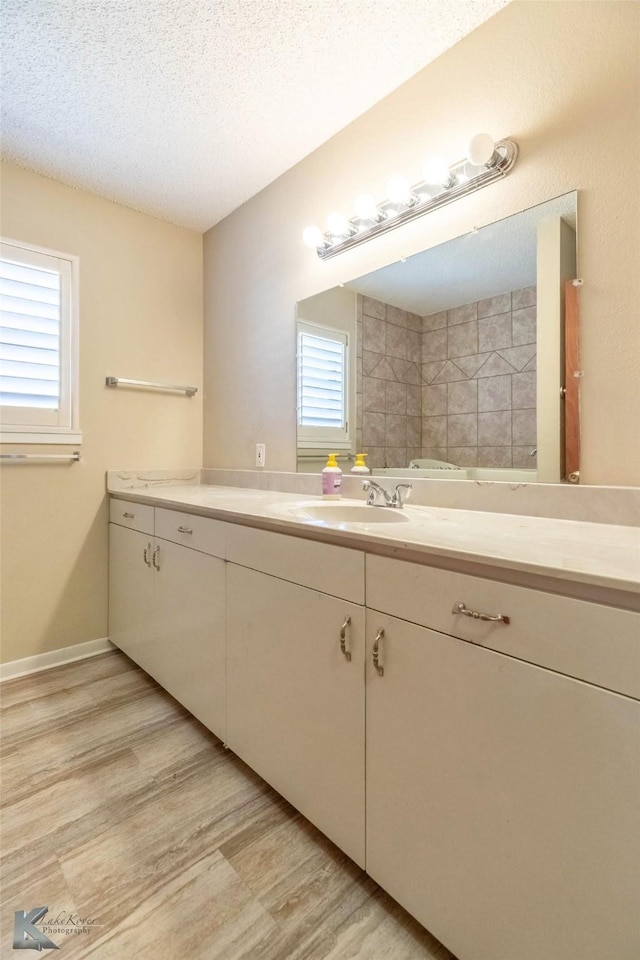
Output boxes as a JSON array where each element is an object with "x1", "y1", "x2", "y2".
[{"x1": 108, "y1": 483, "x2": 640, "y2": 609}]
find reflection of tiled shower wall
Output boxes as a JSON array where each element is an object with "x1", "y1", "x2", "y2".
[
  {"x1": 356, "y1": 288, "x2": 537, "y2": 469},
  {"x1": 356, "y1": 297, "x2": 423, "y2": 469},
  {"x1": 422, "y1": 287, "x2": 537, "y2": 468}
]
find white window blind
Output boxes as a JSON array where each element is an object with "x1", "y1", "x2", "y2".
[
  {"x1": 297, "y1": 320, "x2": 349, "y2": 449},
  {"x1": 0, "y1": 239, "x2": 79, "y2": 442}
]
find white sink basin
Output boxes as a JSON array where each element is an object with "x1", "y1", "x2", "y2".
[
  {"x1": 267, "y1": 500, "x2": 410, "y2": 526},
  {"x1": 299, "y1": 504, "x2": 409, "y2": 523}
]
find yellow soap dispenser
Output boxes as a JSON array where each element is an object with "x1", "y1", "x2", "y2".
[
  {"x1": 321, "y1": 453, "x2": 342, "y2": 499},
  {"x1": 351, "y1": 453, "x2": 370, "y2": 474}
]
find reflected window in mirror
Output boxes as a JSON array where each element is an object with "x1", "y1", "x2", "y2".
[{"x1": 297, "y1": 319, "x2": 350, "y2": 453}]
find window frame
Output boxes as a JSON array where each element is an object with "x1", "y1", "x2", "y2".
[
  {"x1": 296, "y1": 318, "x2": 351, "y2": 451},
  {"x1": 0, "y1": 237, "x2": 81, "y2": 444}
]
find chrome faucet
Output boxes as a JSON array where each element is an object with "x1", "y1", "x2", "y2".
[
  {"x1": 362, "y1": 479, "x2": 412, "y2": 509},
  {"x1": 362, "y1": 479, "x2": 394, "y2": 506}
]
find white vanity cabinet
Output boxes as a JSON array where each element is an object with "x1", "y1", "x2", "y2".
[
  {"x1": 365, "y1": 563, "x2": 640, "y2": 960},
  {"x1": 108, "y1": 503, "x2": 228, "y2": 740},
  {"x1": 109, "y1": 522, "x2": 155, "y2": 671},
  {"x1": 108, "y1": 492, "x2": 640, "y2": 959},
  {"x1": 108, "y1": 500, "x2": 155, "y2": 673},
  {"x1": 149, "y1": 534, "x2": 226, "y2": 739},
  {"x1": 226, "y1": 526, "x2": 366, "y2": 866}
]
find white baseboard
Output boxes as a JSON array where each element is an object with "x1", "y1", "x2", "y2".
[{"x1": 0, "y1": 637, "x2": 115, "y2": 683}]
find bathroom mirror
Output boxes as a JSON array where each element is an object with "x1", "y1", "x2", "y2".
[{"x1": 296, "y1": 192, "x2": 577, "y2": 483}]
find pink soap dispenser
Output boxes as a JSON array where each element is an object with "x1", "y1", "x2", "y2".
[{"x1": 321, "y1": 453, "x2": 342, "y2": 499}]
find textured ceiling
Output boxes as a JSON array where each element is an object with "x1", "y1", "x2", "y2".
[
  {"x1": 345, "y1": 193, "x2": 577, "y2": 315},
  {"x1": 1, "y1": 0, "x2": 508, "y2": 231}
]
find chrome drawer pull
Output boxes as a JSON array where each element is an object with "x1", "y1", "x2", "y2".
[
  {"x1": 373, "y1": 628, "x2": 384, "y2": 676},
  {"x1": 152, "y1": 546, "x2": 161, "y2": 570},
  {"x1": 452, "y1": 601, "x2": 510, "y2": 625},
  {"x1": 177, "y1": 525, "x2": 193, "y2": 534},
  {"x1": 123, "y1": 512, "x2": 135, "y2": 519},
  {"x1": 339, "y1": 615, "x2": 352, "y2": 661}
]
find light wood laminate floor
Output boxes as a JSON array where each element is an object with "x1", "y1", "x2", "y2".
[{"x1": 1, "y1": 651, "x2": 456, "y2": 959}]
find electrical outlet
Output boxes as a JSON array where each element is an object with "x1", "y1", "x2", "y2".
[{"x1": 255, "y1": 443, "x2": 266, "y2": 468}]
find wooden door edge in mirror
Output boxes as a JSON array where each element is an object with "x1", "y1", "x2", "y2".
[{"x1": 564, "y1": 280, "x2": 580, "y2": 482}]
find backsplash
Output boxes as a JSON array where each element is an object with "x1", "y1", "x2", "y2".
[
  {"x1": 200, "y1": 470, "x2": 639, "y2": 527},
  {"x1": 357, "y1": 287, "x2": 537, "y2": 471},
  {"x1": 106, "y1": 469, "x2": 201, "y2": 491}
]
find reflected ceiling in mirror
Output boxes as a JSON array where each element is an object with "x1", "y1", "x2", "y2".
[{"x1": 297, "y1": 192, "x2": 577, "y2": 482}]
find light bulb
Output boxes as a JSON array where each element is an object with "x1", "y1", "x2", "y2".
[
  {"x1": 468, "y1": 133, "x2": 497, "y2": 166},
  {"x1": 326, "y1": 211, "x2": 350, "y2": 237},
  {"x1": 423, "y1": 155, "x2": 451, "y2": 186},
  {"x1": 302, "y1": 225, "x2": 324, "y2": 249},
  {"x1": 387, "y1": 176, "x2": 412, "y2": 205},
  {"x1": 354, "y1": 193, "x2": 380, "y2": 220}
]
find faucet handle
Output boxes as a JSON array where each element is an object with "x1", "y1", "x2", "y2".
[
  {"x1": 393, "y1": 482, "x2": 412, "y2": 508},
  {"x1": 394, "y1": 482, "x2": 412, "y2": 494}
]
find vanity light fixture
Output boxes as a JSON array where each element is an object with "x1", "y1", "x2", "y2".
[
  {"x1": 353, "y1": 193, "x2": 384, "y2": 222},
  {"x1": 422, "y1": 155, "x2": 456, "y2": 189},
  {"x1": 326, "y1": 211, "x2": 355, "y2": 239},
  {"x1": 302, "y1": 225, "x2": 328, "y2": 250},
  {"x1": 386, "y1": 176, "x2": 420, "y2": 208},
  {"x1": 302, "y1": 133, "x2": 518, "y2": 260}
]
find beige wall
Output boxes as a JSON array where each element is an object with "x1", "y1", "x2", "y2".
[
  {"x1": 203, "y1": 0, "x2": 640, "y2": 485},
  {"x1": 0, "y1": 163, "x2": 203, "y2": 664}
]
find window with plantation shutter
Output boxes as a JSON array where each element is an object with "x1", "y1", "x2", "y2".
[
  {"x1": 297, "y1": 319, "x2": 350, "y2": 449},
  {"x1": 0, "y1": 239, "x2": 80, "y2": 443}
]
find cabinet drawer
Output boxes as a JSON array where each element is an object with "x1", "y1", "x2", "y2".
[
  {"x1": 227, "y1": 524, "x2": 364, "y2": 603},
  {"x1": 109, "y1": 499, "x2": 154, "y2": 535},
  {"x1": 154, "y1": 507, "x2": 227, "y2": 559},
  {"x1": 366, "y1": 555, "x2": 640, "y2": 699}
]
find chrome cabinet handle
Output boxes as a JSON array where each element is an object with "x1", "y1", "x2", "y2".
[
  {"x1": 152, "y1": 546, "x2": 160, "y2": 570},
  {"x1": 372, "y1": 628, "x2": 384, "y2": 676},
  {"x1": 143, "y1": 543, "x2": 151, "y2": 566},
  {"x1": 177, "y1": 525, "x2": 193, "y2": 534},
  {"x1": 339, "y1": 615, "x2": 352, "y2": 661},
  {"x1": 123, "y1": 511, "x2": 135, "y2": 519},
  {"x1": 452, "y1": 601, "x2": 510, "y2": 625}
]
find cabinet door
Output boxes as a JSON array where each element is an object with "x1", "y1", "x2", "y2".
[
  {"x1": 227, "y1": 563, "x2": 365, "y2": 866},
  {"x1": 108, "y1": 523, "x2": 154, "y2": 671},
  {"x1": 151, "y1": 539, "x2": 226, "y2": 740},
  {"x1": 365, "y1": 611, "x2": 640, "y2": 960}
]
